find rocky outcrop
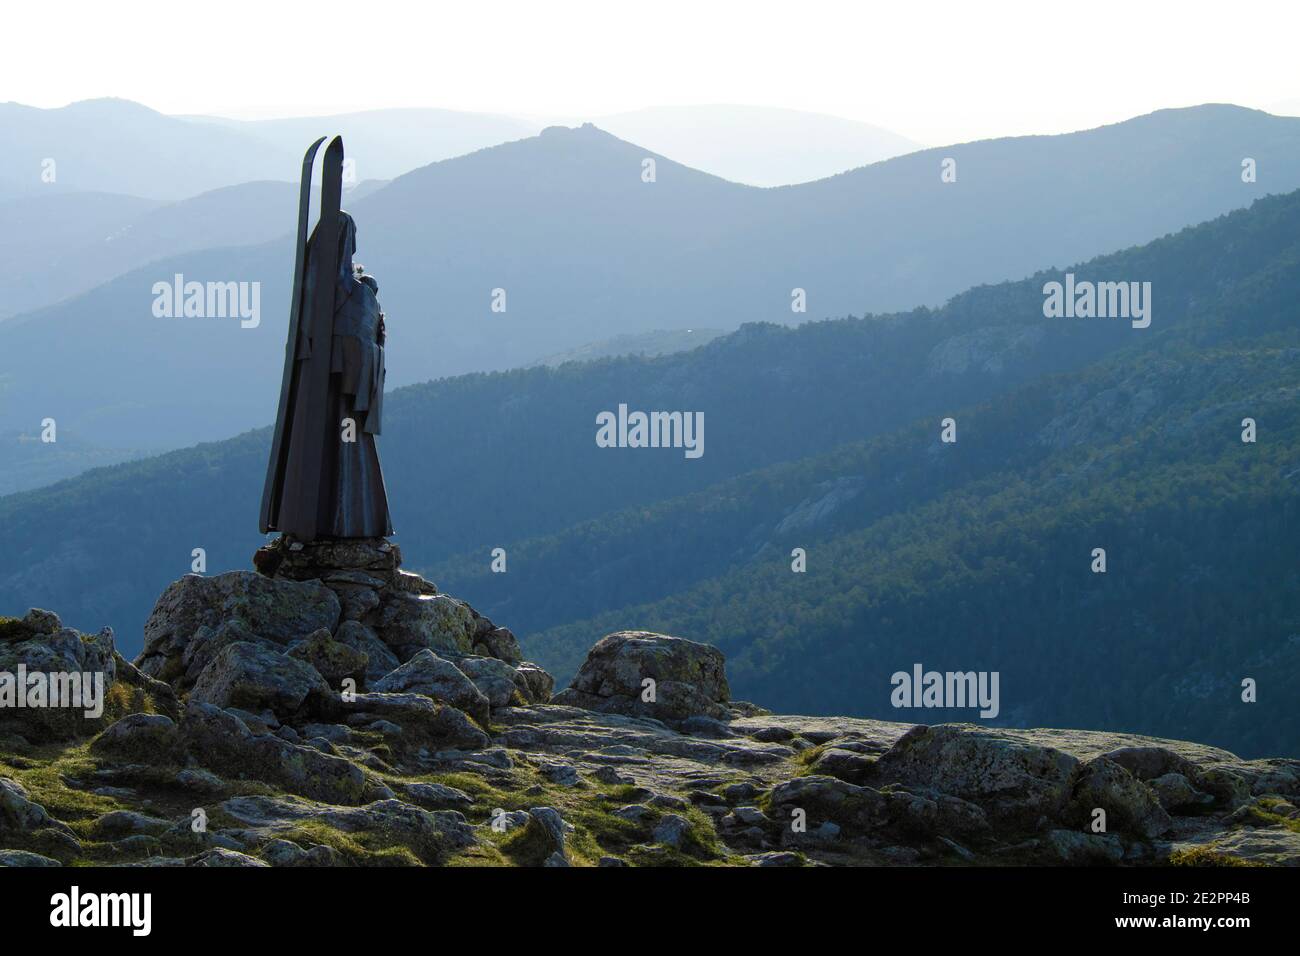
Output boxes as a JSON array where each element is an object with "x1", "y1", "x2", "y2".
[
  {"x1": 552, "y1": 631, "x2": 732, "y2": 721},
  {"x1": 868, "y1": 724, "x2": 1080, "y2": 826},
  {"x1": 190, "y1": 641, "x2": 332, "y2": 717},
  {"x1": 372, "y1": 649, "x2": 491, "y2": 726},
  {"x1": 3, "y1": 557, "x2": 1298, "y2": 868},
  {"x1": 0, "y1": 609, "x2": 119, "y2": 742},
  {"x1": 136, "y1": 541, "x2": 552, "y2": 730},
  {"x1": 138, "y1": 573, "x2": 340, "y2": 688}
]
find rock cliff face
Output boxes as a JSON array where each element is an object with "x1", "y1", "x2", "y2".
[{"x1": 2, "y1": 551, "x2": 1298, "y2": 867}]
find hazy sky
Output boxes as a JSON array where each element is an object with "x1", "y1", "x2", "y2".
[{"x1": 5, "y1": 0, "x2": 1299, "y2": 145}]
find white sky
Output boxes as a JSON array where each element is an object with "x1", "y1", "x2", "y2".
[{"x1": 4, "y1": 0, "x2": 1299, "y2": 145}]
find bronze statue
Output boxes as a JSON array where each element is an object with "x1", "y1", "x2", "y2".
[{"x1": 260, "y1": 137, "x2": 393, "y2": 541}]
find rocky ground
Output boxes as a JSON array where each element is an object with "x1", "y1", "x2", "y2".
[{"x1": 2, "y1": 539, "x2": 1298, "y2": 867}]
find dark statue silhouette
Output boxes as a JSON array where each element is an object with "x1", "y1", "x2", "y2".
[{"x1": 260, "y1": 137, "x2": 393, "y2": 541}]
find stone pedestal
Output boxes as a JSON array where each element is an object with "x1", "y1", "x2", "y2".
[
  {"x1": 254, "y1": 537, "x2": 435, "y2": 624},
  {"x1": 250, "y1": 535, "x2": 528, "y2": 673}
]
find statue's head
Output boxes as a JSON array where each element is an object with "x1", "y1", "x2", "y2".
[{"x1": 336, "y1": 211, "x2": 358, "y2": 280}]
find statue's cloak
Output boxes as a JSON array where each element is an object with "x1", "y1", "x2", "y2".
[{"x1": 262, "y1": 211, "x2": 393, "y2": 540}]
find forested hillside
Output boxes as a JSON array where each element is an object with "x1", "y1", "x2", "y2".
[{"x1": 500, "y1": 340, "x2": 1299, "y2": 758}]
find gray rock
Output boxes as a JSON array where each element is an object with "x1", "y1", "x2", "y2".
[
  {"x1": 287, "y1": 628, "x2": 368, "y2": 688},
  {"x1": 937, "y1": 836, "x2": 977, "y2": 861},
  {"x1": 454, "y1": 655, "x2": 527, "y2": 710},
  {"x1": 651, "y1": 813, "x2": 692, "y2": 849},
  {"x1": 0, "y1": 777, "x2": 60, "y2": 832},
  {"x1": 746, "y1": 851, "x2": 803, "y2": 867},
  {"x1": 648, "y1": 793, "x2": 689, "y2": 810},
  {"x1": 0, "y1": 619, "x2": 119, "y2": 741},
  {"x1": 730, "y1": 805, "x2": 768, "y2": 825},
  {"x1": 222, "y1": 794, "x2": 476, "y2": 860},
  {"x1": 614, "y1": 804, "x2": 653, "y2": 823},
  {"x1": 722, "y1": 782, "x2": 760, "y2": 803},
  {"x1": 1069, "y1": 756, "x2": 1172, "y2": 838},
  {"x1": 372, "y1": 650, "x2": 490, "y2": 726},
  {"x1": 538, "y1": 761, "x2": 580, "y2": 786},
  {"x1": 884, "y1": 786, "x2": 990, "y2": 838},
  {"x1": 92, "y1": 810, "x2": 171, "y2": 837},
  {"x1": 679, "y1": 715, "x2": 735, "y2": 738},
  {"x1": 301, "y1": 723, "x2": 353, "y2": 744},
  {"x1": 404, "y1": 782, "x2": 474, "y2": 811},
  {"x1": 190, "y1": 848, "x2": 270, "y2": 867},
  {"x1": 92, "y1": 713, "x2": 178, "y2": 760},
  {"x1": 1196, "y1": 766, "x2": 1254, "y2": 809},
  {"x1": 260, "y1": 838, "x2": 309, "y2": 867},
  {"x1": 1045, "y1": 829, "x2": 1124, "y2": 865},
  {"x1": 21, "y1": 608, "x2": 62, "y2": 635},
  {"x1": 768, "y1": 775, "x2": 886, "y2": 831},
  {"x1": 0, "y1": 849, "x2": 61, "y2": 867},
  {"x1": 1150, "y1": 773, "x2": 1213, "y2": 810},
  {"x1": 175, "y1": 768, "x2": 225, "y2": 793},
  {"x1": 180, "y1": 703, "x2": 366, "y2": 804},
  {"x1": 472, "y1": 625, "x2": 523, "y2": 664},
  {"x1": 376, "y1": 592, "x2": 476, "y2": 658},
  {"x1": 552, "y1": 630, "x2": 730, "y2": 720},
  {"x1": 190, "y1": 642, "x2": 330, "y2": 718},
  {"x1": 333, "y1": 584, "x2": 381, "y2": 623},
  {"x1": 515, "y1": 662, "x2": 555, "y2": 704},
  {"x1": 489, "y1": 809, "x2": 530, "y2": 833},
  {"x1": 528, "y1": 806, "x2": 572, "y2": 866},
  {"x1": 260, "y1": 838, "x2": 341, "y2": 867},
  {"x1": 591, "y1": 766, "x2": 635, "y2": 786},
  {"x1": 225, "y1": 708, "x2": 278, "y2": 734},
  {"x1": 749, "y1": 726, "x2": 796, "y2": 743},
  {"x1": 334, "y1": 621, "x2": 400, "y2": 687},
  {"x1": 137, "y1": 571, "x2": 341, "y2": 688},
  {"x1": 1100, "y1": 745, "x2": 1202, "y2": 782},
  {"x1": 1190, "y1": 828, "x2": 1300, "y2": 866},
  {"x1": 344, "y1": 693, "x2": 490, "y2": 750},
  {"x1": 809, "y1": 747, "x2": 875, "y2": 784},
  {"x1": 871, "y1": 724, "x2": 1078, "y2": 826}
]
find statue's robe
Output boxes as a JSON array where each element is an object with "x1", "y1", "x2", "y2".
[{"x1": 269, "y1": 212, "x2": 393, "y2": 539}]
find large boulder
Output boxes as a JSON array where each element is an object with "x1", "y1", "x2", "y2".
[
  {"x1": 371, "y1": 650, "x2": 490, "y2": 726},
  {"x1": 515, "y1": 662, "x2": 554, "y2": 704},
  {"x1": 0, "y1": 609, "x2": 116, "y2": 677},
  {"x1": 0, "y1": 609, "x2": 119, "y2": 741},
  {"x1": 344, "y1": 693, "x2": 490, "y2": 750},
  {"x1": 334, "y1": 621, "x2": 399, "y2": 686},
  {"x1": 92, "y1": 713, "x2": 180, "y2": 761},
  {"x1": 0, "y1": 777, "x2": 80, "y2": 858},
  {"x1": 180, "y1": 704, "x2": 366, "y2": 804},
  {"x1": 552, "y1": 631, "x2": 730, "y2": 721},
  {"x1": 869, "y1": 725, "x2": 1079, "y2": 827},
  {"x1": 0, "y1": 777, "x2": 59, "y2": 832},
  {"x1": 287, "y1": 628, "x2": 369, "y2": 688},
  {"x1": 376, "y1": 593, "x2": 476, "y2": 660},
  {"x1": 767, "y1": 775, "x2": 887, "y2": 832},
  {"x1": 1066, "y1": 756, "x2": 1173, "y2": 838},
  {"x1": 453, "y1": 655, "x2": 542, "y2": 709},
  {"x1": 190, "y1": 642, "x2": 331, "y2": 719},
  {"x1": 221, "y1": 794, "x2": 476, "y2": 863},
  {"x1": 137, "y1": 572, "x2": 340, "y2": 688},
  {"x1": 471, "y1": 623, "x2": 523, "y2": 664}
]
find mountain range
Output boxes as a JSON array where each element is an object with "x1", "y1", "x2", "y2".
[
  {"x1": 3, "y1": 104, "x2": 1299, "y2": 497},
  {"x1": 588, "y1": 104, "x2": 922, "y2": 185}
]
